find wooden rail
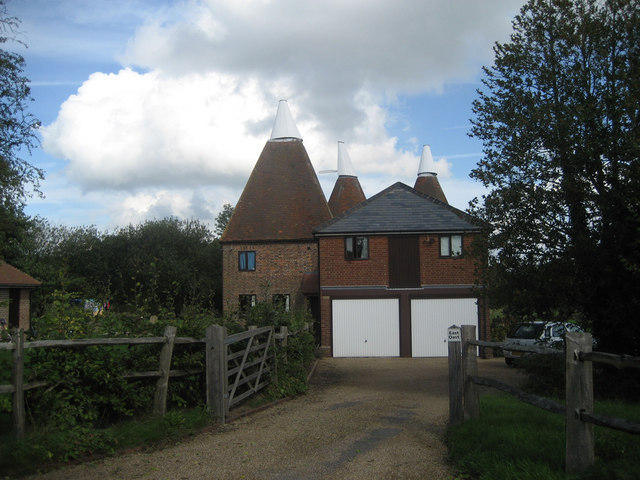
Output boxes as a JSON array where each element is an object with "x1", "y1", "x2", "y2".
[
  {"x1": 448, "y1": 325, "x2": 640, "y2": 473},
  {"x1": 2, "y1": 323, "x2": 298, "y2": 439}
]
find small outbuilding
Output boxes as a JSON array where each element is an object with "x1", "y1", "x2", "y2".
[{"x1": 0, "y1": 262, "x2": 40, "y2": 331}]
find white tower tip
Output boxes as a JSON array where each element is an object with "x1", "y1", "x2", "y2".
[
  {"x1": 337, "y1": 141, "x2": 357, "y2": 177},
  {"x1": 270, "y1": 100, "x2": 302, "y2": 141},
  {"x1": 417, "y1": 144, "x2": 437, "y2": 177}
]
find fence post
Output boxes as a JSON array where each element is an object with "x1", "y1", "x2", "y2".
[
  {"x1": 565, "y1": 332, "x2": 594, "y2": 473},
  {"x1": 448, "y1": 325, "x2": 463, "y2": 426},
  {"x1": 12, "y1": 328, "x2": 25, "y2": 440},
  {"x1": 206, "y1": 324, "x2": 227, "y2": 424},
  {"x1": 461, "y1": 325, "x2": 479, "y2": 420},
  {"x1": 153, "y1": 325, "x2": 177, "y2": 416}
]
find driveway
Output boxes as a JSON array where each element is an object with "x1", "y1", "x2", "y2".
[{"x1": 28, "y1": 357, "x2": 521, "y2": 480}]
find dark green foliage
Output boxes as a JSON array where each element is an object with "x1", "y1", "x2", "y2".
[
  {"x1": 515, "y1": 353, "x2": 565, "y2": 399},
  {"x1": 245, "y1": 300, "x2": 316, "y2": 397},
  {"x1": 214, "y1": 202, "x2": 234, "y2": 237},
  {"x1": 447, "y1": 395, "x2": 640, "y2": 480},
  {"x1": 14, "y1": 293, "x2": 216, "y2": 430},
  {"x1": 0, "y1": 0, "x2": 43, "y2": 262},
  {"x1": 0, "y1": 408, "x2": 210, "y2": 476},
  {"x1": 17, "y1": 216, "x2": 223, "y2": 316},
  {"x1": 516, "y1": 352, "x2": 640, "y2": 401},
  {"x1": 470, "y1": 0, "x2": 640, "y2": 356}
]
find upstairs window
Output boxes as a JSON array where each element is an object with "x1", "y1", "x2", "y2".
[
  {"x1": 238, "y1": 251, "x2": 256, "y2": 271},
  {"x1": 440, "y1": 234, "x2": 463, "y2": 258},
  {"x1": 345, "y1": 236, "x2": 369, "y2": 260}
]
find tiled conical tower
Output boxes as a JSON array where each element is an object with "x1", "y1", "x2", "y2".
[
  {"x1": 414, "y1": 144, "x2": 447, "y2": 204},
  {"x1": 328, "y1": 142, "x2": 366, "y2": 216},
  {"x1": 221, "y1": 100, "x2": 331, "y2": 315},
  {"x1": 222, "y1": 100, "x2": 331, "y2": 242}
]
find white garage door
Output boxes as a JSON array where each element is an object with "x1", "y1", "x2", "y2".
[
  {"x1": 411, "y1": 298, "x2": 478, "y2": 357},
  {"x1": 332, "y1": 299, "x2": 399, "y2": 357}
]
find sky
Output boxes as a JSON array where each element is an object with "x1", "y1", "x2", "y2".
[{"x1": 7, "y1": 0, "x2": 525, "y2": 232}]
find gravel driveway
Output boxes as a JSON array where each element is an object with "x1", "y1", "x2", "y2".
[{"x1": 28, "y1": 357, "x2": 521, "y2": 480}]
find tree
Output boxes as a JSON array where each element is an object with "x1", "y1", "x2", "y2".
[
  {"x1": 214, "y1": 203, "x2": 234, "y2": 238},
  {"x1": 470, "y1": 0, "x2": 640, "y2": 355},
  {"x1": 0, "y1": 0, "x2": 43, "y2": 261}
]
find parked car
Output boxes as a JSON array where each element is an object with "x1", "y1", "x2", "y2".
[{"x1": 503, "y1": 321, "x2": 585, "y2": 366}]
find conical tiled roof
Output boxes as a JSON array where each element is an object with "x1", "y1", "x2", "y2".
[
  {"x1": 221, "y1": 103, "x2": 331, "y2": 242},
  {"x1": 414, "y1": 145, "x2": 447, "y2": 204},
  {"x1": 328, "y1": 142, "x2": 365, "y2": 216}
]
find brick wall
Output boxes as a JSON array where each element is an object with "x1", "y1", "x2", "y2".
[
  {"x1": 18, "y1": 289, "x2": 31, "y2": 330},
  {"x1": 0, "y1": 288, "x2": 32, "y2": 330},
  {"x1": 318, "y1": 233, "x2": 481, "y2": 287},
  {"x1": 318, "y1": 236, "x2": 389, "y2": 286},
  {"x1": 222, "y1": 241, "x2": 319, "y2": 314},
  {"x1": 419, "y1": 233, "x2": 480, "y2": 285}
]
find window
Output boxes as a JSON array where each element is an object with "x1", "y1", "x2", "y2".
[
  {"x1": 272, "y1": 294, "x2": 290, "y2": 311},
  {"x1": 440, "y1": 234, "x2": 463, "y2": 257},
  {"x1": 238, "y1": 251, "x2": 256, "y2": 271},
  {"x1": 345, "y1": 236, "x2": 369, "y2": 260},
  {"x1": 239, "y1": 294, "x2": 256, "y2": 314}
]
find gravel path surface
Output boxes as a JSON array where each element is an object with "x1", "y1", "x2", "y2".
[{"x1": 27, "y1": 357, "x2": 521, "y2": 480}]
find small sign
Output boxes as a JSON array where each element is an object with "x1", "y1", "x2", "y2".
[{"x1": 448, "y1": 326, "x2": 461, "y2": 343}]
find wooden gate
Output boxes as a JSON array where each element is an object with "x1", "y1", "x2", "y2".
[{"x1": 206, "y1": 325, "x2": 274, "y2": 424}]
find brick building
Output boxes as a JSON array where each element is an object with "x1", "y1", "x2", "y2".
[
  {"x1": 0, "y1": 263, "x2": 40, "y2": 332},
  {"x1": 220, "y1": 100, "x2": 331, "y2": 316},
  {"x1": 221, "y1": 103, "x2": 488, "y2": 356}
]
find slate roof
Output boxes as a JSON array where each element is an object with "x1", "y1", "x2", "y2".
[
  {"x1": 221, "y1": 139, "x2": 332, "y2": 242},
  {"x1": 328, "y1": 176, "x2": 366, "y2": 216},
  {"x1": 0, "y1": 263, "x2": 40, "y2": 288},
  {"x1": 314, "y1": 182, "x2": 482, "y2": 235}
]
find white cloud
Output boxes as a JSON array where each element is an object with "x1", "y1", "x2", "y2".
[{"x1": 35, "y1": 0, "x2": 522, "y2": 228}]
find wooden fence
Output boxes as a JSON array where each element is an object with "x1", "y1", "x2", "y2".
[
  {"x1": 448, "y1": 325, "x2": 640, "y2": 473},
  {"x1": 1, "y1": 323, "x2": 297, "y2": 439}
]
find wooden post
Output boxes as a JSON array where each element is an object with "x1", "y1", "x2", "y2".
[
  {"x1": 461, "y1": 325, "x2": 479, "y2": 420},
  {"x1": 206, "y1": 325, "x2": 227, "y2": 424},
  {"x1": 153, "y1": 325, "x2": 177, "y2": 416},
  {"x1": 448, "y1": 325, "x2": 463, "y2": 426},
  {"x1": 12, "y1": 329, "x2": 25, "y2": 440},
  {"x1": 565, "y1": 332, "x2": 594, "y2": 473}
]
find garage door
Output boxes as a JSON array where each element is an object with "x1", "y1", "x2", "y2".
[
  {"x1": 332, "y1": 299, "x2": 399, "y2": 357},
  {"x1": 411, "y1": 298, "x2": 478, "y2": 357}
]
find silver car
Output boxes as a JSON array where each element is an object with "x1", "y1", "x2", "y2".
[{"x1": 503, "y1": 321, "x2": 584, "y2": 366}]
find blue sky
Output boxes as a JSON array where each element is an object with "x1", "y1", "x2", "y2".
[{"x1": 8, "y1": 0, "x2": 524, "y2": 231}]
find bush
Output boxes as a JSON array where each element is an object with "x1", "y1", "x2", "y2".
[
  {"x1": 245, "y1": 301, "x2": 316, "y2": 398},
  {"x1": 20, "y1": 290, "x2": 236, "y2": 430}
]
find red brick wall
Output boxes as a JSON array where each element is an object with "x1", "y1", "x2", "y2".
[
  {"x1": 318, "y1": 233, "x2": 481, "y2": 287},
  {"x1": 222, "y1": 241, "x2": 318, "y2": 314},
  {"x1": 419, "y1": 233, "x2": 480, "y2": 285},
  {"x1": 318, "y1": 236, "x2": 389, "y2": 286}
]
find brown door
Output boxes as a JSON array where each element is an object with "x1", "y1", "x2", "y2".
[{"x1": 388, "y1": 236, "x2": 420, "y2": 288}]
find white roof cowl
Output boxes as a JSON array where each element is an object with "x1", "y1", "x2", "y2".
[
  {"x1": 417, "y1": 144, "x2": 437, "y2": 177},
  {"x1": 337, "y1": 141, "x2": 357, "y2": 177},
  {"x1": 269, "y1": 100, "x2": 302, "y2": 141}
]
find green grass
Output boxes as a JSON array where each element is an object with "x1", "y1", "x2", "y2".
[
  {"x1": 446, "y1": 395, "x2": 640, "y2": 480},
  {"x1": 0, "y1": 407, "x2": 212, "y2": 477}
]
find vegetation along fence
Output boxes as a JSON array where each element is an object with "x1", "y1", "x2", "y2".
[
  {"x1": 448, "y1": 325, "x2": 640, "y2": 473},
  {"x1": 1, "y1": 323, "x2": 298, "y2": 440}
]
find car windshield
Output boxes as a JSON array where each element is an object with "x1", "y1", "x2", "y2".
[{"x1": 508, "y1": 323, "x2": 545, "y2": 339}]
